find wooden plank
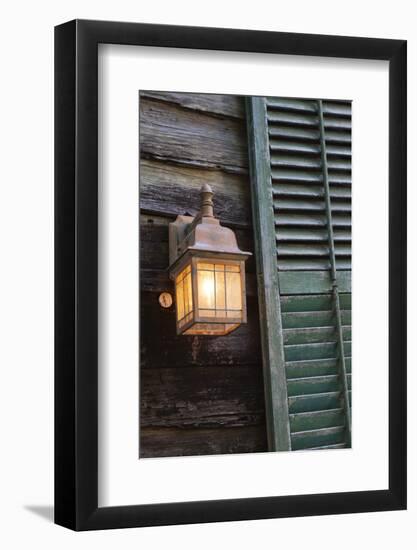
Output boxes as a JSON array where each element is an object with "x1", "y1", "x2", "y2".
[
  {"x1": 246, "y1": 96, "x2": 291, "y2": 451},
  {"x1": 140, "y1": 293, "x2": 262, "y2": 368},
  {"x1": 291, "y1": 425, "x2": 345, "y2": 450},
  {"x1": 140, "y1": 91, "x2": 245, "y2": 119},
  {"x1": 289, "y1": 408, "x2": 345, "y2": 432},
  {"x1": 278, "y1": 270, "x2": 351, "y2": 294},
  {"x1": 140, "y1": 365, "x2": 265, "y2": 428},
  {"x1": 140, "y1": 97, "x2": 248, "y2": 174},
  {"x1": 139, "y1": 425, "x2": 267, "y2": 458},
  {"x1": 140, "y1": 159, "x2": 252, "y2": 227}
]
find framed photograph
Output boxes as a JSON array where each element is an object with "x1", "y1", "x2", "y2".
[{"x1": 55, "y1": 19, "x2": 406, "y2": 530}]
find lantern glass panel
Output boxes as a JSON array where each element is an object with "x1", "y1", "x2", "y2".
[
  {"x1": 196, "y1": 260, "x2": 243, "y2": 321},
  {"x1": 175, "y1": 264, "x2": 193, "y2": 329}
]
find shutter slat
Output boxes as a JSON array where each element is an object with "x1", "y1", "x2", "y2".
[
  {"x1": 285, "y1": 342, "x2": 337, "y2": 362},
  {"x1": 289, "y1": 408, "x2": 345, "y2": 432},
  {"x1": 273, "y1": 183, "x2": 351, "y2": 199},
  {"x1": 324, "y1": 130, "x2": 351, "y2": 144},
  {"x1": 266, "y1": 98, "x2": 317, "y2": 113},
  {"x1": 277, "y1": 243, "x2": 351, "y2": 257},
  {"x1": 269, "y1": 126, "x2": 320, "y2": 141},
  {"x1": 272, "y1": 168, "x2": 351, "y2": 185},
  {"x1": 270, "y1": 154, "x2": 322, "y2": 169},
  {"x1": 291, "y1": 425, "x2": 346, "y2": 450},
  {"x1": 323, "y1": 117, "x2": 351, "y2": 130},
  {"x1": 286, "y1": 357, "x2": 351, "y2": 379},
  {"x1": 281, "y1": 294, "x2": 333, "y2": 312},
  {"x1": 279, "y1": 271, "x2": 351, "y2": 294},
  {"x1": 267, "y1": 111, "x2": 319, "y2": 127},
  {"x1": 274, "y1": 198, "x2": 351, "y2": 213},
  {"x1": 327, "y1": 158, "x2": 351, "y2": 171},
  {"x1": 287, "y1": 375, "x2": 340, "y2": 396},
  {"x1": 277, "y1": 227, "x2": 351, "y2": 242},
  {"x1": 281, "y1": 293, "x2": 351, "y2": 312},
  {"x1": 275, "y1": 212, "x2": 351, "y2": 228},
  {"x1": 308, "y1": 442, "x2": 347, "y2": 450},
  {"x1": 289, "y1": 391, "x2": 341, "y2": 413},
  {"x1": 272, "y1": 168, "x2": 322, "y2": 183},
  {"x1": 270, "y1": 139, "x2": 321, "y2": 155},
  {"x1": 284, "y1": 327, "x2": 337, "y2": 345},
  {"x1": 277, "y1": 258, "x2": 351, "y2": 271},
  {"x1": 326, "y1": 144, "x2": 351, "y2": 157},
  {"x1": 322, "y1": 101, "x2": 351, "y2": 117},
  {"x1": 282, "y1": 310, "x2": 351, "y2": 329}
]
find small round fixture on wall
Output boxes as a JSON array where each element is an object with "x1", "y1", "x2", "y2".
[{"x1": 158, "y1": 292, "x2": 173, "y2": 309}]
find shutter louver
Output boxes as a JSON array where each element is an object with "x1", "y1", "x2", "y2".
[{"x1": 247, "y1": 96, "x2": 352, "y2": 452}]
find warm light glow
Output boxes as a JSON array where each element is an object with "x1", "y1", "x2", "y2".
[
  {"x1": 175, "y1": 264, "x2": 193, "y2": 329},
  {"x1": 197, "y1": 261, "x2": 242, "y2": 320}
]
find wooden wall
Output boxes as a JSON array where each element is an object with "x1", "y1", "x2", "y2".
[{"x1": 139, "y1": 91, "x2": 268, "y2": 457}]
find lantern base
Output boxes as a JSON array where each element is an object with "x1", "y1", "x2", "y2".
[{"x1": 182, "y1": 322, "x2": 240, "y2": 336}]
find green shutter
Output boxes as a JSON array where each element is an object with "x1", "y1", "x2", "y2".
[{"x1": 247, "y1": 96, "x2": 352, "y2": 451}]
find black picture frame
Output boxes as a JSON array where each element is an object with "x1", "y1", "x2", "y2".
[{"x1": 55, "y1": 19, "x2": 407, "y2": 531}]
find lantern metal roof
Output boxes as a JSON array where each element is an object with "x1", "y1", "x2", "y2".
[{"x1": 168, "y1": 184, "x2": 251, "y2": 276}]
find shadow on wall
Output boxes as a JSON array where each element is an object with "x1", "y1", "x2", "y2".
[{"x1": 24, "y1": 505, "x2": 54, "y2": 523}]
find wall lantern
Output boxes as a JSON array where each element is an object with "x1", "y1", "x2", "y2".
[{"x1": 168, "y1": 184, "x2": 251, "y2": 336}]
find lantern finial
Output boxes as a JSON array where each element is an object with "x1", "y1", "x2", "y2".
[{"x1": 199, "y1": 183, "x2": 214, "y2": 218}]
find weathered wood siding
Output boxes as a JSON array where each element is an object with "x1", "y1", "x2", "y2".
[{"x1": 139, "y1": 91, "x2": 267, "y2": 457}]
